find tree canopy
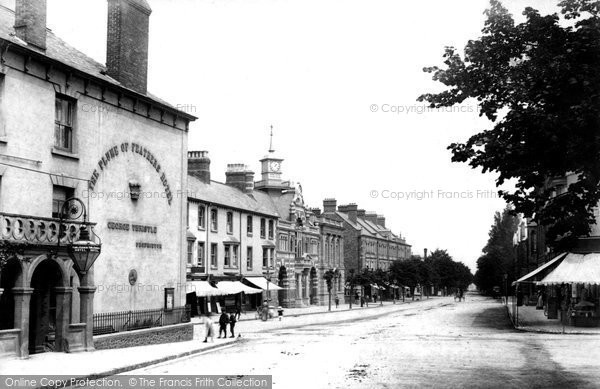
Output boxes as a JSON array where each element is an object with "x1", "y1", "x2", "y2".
[
  {"x1": 474, "y1": 206, "x2": 519, "y2": 293},
  {"x1": 418, "y1": 0, "x2": 600, "y2": 251}
]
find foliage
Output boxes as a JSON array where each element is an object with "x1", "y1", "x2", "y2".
[
  {"x1": 418, "y1": 0, "x2": 600, "y2": 251},
  {"x1": 323, "y1": 269, "x2": 339, "y2": 292},
  {"x1": 474, "y1": 206, "x2": 519, "y2": 293}
]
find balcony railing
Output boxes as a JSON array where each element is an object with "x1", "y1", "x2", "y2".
[{"x1": 0, "y1": 212, "x2": 97, "y2": 245}]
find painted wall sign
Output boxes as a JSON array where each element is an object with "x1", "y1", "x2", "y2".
[
  {"x1": 89, "y1": 142, "x2": 173, "y2": 205},
  {"x1": 136, "y1": 242, "x2": 162, "y2": 250},
  {"x1": 107, "y1": 221, "x2": 157, "y2": 234}
]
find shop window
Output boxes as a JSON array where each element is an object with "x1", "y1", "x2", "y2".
[{"x1": 55, "y1": 95, "x2": 75, "y2": 152}]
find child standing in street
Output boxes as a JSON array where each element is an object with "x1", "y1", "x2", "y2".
[
  {"x1": 335, "y1": 296, "x2": 340, "y2": 309},
  {"x1": 277, "y1": 306, "x2": 284, "y2": 321}
]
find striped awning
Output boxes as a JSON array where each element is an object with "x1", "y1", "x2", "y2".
[
  {"x1": 539, "y1": 253, "x2": 600, "y2": 285},
  {"x1": 513, "y1": 253, "x2": 567, "y2": 285},
  {"x1": 186, "y1": 281, "x2": 228, "y2": 297},
  {"x1": 216, "y1": 281, "x2": 262, "y2": 295},
  {"x1": 244, "y1": 277, "x2": 283, "y2": 291}
]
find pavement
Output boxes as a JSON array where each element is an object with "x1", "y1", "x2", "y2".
[
  {"x1": 507, "y1": 303, "x2": 600, "y2": 335},
  {"x1": 0, "y1": 298, "x2": 426, "y2": 378}
]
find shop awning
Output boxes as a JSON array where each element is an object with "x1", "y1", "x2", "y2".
[
  {"x1": 244, "y1": 277, "x2": 283, "y2": 291},
  {"x1": 216, "y1": 281, "x2": 262, "y2": 295},
  {"x1": 186, "y1": 281, "x2": 228, "y2": 297},
  {"x1": 512, "y1": 253, "x2": 568, "y2": 285},
  {"x1": 539, "y1": 253, "x2": 600, "y2": 285}
]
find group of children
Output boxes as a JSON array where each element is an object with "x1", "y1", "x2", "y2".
[{"x1": 203, "y1": 311, "x2": 238, "y2": 343}]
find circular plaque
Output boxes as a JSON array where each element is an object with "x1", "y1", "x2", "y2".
[{"x1": 128, "y1": 269, "x2": 138, "y2": 285}]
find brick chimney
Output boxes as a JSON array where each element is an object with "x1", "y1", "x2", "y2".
[
  {"x1": 14, "y1": 0, "x2": 47, "y2": 50},
  {"x1": 338, "y1": 203, "x2": 358, "y2": 224},
  {"x1": 323, "y1": 198, "x2": 337, "y2": 213},
  {"x1": 376, "y1": 215, "x2": 386, "y2": 228},
  {"x1": 357, "y1": 209, "x2": 366, "y2": 219},
  {"x1": 365, "y1": 212, "x2": 378, "y2": 225},
  {"x1": 226, "y1": 164, "x2": 254, "y2": 193},
  {"x1": 106, "y1": 0, "x2": 152, "y2": 94},
  {"x1": 188, "y1": 151, "x2": 211, "y2": 183}
]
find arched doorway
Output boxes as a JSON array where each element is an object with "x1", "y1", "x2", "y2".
[
  {"x1": 29, "y1": 259, "x2": 64, "y2": 354},
  {"x1": 0, "y1": 258, "x2": 22, "y2": 330}
]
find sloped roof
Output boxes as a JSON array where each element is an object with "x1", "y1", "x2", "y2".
[
  {"x1": 0, "y1": 5, "x2": 195, "y2": 119},
  {"x1": 187, "y1": 175, "x2": 279, "y2": 218},
  {"x1": 271, "y1": 192, "x2": 295, "y2": 222}
]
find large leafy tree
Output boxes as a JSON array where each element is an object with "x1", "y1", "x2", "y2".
[
  {"x1": 474, "y1": 206, "x2": 519, "y2": 293},
  {"x1": 419, "y1": 0, "x2": 600, "y2": 251}
]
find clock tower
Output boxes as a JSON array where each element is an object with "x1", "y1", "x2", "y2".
[{"x1": 256, "y1": 125, "x2": 285, "y2": 191}]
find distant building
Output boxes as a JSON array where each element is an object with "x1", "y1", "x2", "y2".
[
  {"x1": 185, "y1": 151, "x2": 279, "y2": 314},
  {"x1": 321, "y1": 200, "x2": 411, "y2": 298}
]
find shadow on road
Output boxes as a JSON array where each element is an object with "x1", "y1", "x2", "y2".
[{"x1": 470, "y1": 305, "x2": 515, "y2": 331}]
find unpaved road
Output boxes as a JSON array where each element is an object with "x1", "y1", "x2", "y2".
[{"x1": 127, "y1": 295, "x2": 600, "y2": 388}]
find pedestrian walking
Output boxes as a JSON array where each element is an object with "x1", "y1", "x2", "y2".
[
  {"x1": 277, "y1": 306, "x2": 284, "y2": 321},
  {"x1": 360, "y1": 296, "x2": 365, "y2": 307},
  {"x1": 335, "y1": 296, "x2": 340, "y2": 309},
  {"x1": 354, "y1": 292, "x2": 359, "y2": 304},
  {"x1": 203, "y1": 313, "x2": 215, "y2": 343},
  {"x1": 373, "y1": 294, "x2": 378, "y2": 303},
  {"x1": 229, "y1": 313, "x2": 236, "y2": 338},
  {"x1": 218, "y1": 312, "x2": 229, "y2": 338},
  {"x1": 235, "y1": 306, "x2": 241, "y2": 321}
]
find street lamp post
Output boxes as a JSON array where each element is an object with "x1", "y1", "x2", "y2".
[{"x1": 57, "y1": 197, "x2": 102, "y2": 350}]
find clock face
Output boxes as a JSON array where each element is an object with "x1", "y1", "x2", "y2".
[{"x1": 270, "y1": 161, "x2": 281, "y2": 171}]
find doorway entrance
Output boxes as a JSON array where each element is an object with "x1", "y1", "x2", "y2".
[
  {"x1": 29, "y1": 259, "x2": 63, "y2": 354},
  {"x1": 0, "y1": 258, "x2": 22, "y2": 330}
]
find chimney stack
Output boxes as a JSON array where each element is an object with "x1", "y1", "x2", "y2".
[
  {"x1": 424, "y1": 248, "x2": 428, "y2": 259},
  {"x1": 365, "y1": 212, "x2": 378, "y2": 225},
  {"x1": 106, "y1": 0, "x2": 152, "y2": 94},
  {"x1": 376, "y1": 215, "x2": 386, "y2": 228},
  {"x1": 226, "y1": 164, "x2": 254, "y2": 193},
  {"x1": 188, "y1": 151, "x2": 211, "y2": 183},
  {"x1": 323, "y1": 198, "x2": 337, "y2": 213},
  {"x1": 357, "y1": 209, "x2": 366, "y2": 219},
  {"x1": 338, "y1": 203, "x2": 358, "y2": 224},
  {"x1": 14, "y1": 0, "x2": 47, "y2": 50}
]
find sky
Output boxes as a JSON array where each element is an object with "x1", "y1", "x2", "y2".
[{"x1": 5, "y1": 0, "x2": 561, "y2": 273}]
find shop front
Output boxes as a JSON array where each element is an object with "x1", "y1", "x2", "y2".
[{"x1": 512, "y1": 253, "x2": 600, "y2": 329}]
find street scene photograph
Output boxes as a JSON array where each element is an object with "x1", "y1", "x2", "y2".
[{"x1": 0, "y1": 0, "x2": 599, "y2": 388}]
